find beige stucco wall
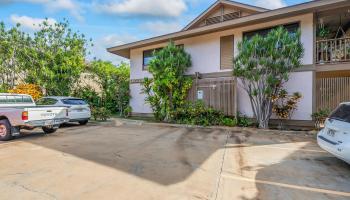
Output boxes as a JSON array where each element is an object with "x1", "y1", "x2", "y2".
[{"x1": 129, "y1": 13, "x2": 314, "y2": 120}]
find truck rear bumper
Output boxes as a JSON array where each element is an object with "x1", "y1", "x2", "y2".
[{"x1": 24, "y1": 118, "x2": 69, "y2": 127}]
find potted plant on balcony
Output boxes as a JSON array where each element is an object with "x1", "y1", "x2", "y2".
[
  {"x1": 317, "y1": 24, "x2": 331, "y2": 64},
  {"x1": 317, "y1": 26, "x2": 331, "y2": 40}
]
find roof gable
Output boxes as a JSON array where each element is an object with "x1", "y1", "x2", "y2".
[{"x1": 183, "y1": 0, "x2": 268, "y2": 30}]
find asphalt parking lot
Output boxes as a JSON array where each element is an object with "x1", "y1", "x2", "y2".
[{"x1": 0, "y1": 121, "x2": 349, "y2": 200}]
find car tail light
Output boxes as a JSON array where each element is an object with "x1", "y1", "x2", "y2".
[{"x1": 22, "y1": 111, "x2": 29, "y2": 120}]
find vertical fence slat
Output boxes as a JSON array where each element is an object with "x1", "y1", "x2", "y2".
[
  {"x1": 189, "y1": 77, "x2": 236, "y2": 116},
  {"x1": 317, "y1": 75, "x2": 350, "y2": 111}
]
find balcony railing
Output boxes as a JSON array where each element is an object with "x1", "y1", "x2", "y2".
[{"x1": 316, "y1": 37, "x2": 350, "y2": 64}]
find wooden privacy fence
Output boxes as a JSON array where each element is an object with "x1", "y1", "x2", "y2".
[
  {"x1": 316, "y1": 76, "x2": 350, "y2": 111},
  {"x1": 187, "y1": 77, "x2": 237, "y2": 116}
]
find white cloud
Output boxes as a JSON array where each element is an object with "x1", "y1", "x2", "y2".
[
  {"x1": 96, "y1": 0, "x2": 187, "y2": 17},
  {"x1": 45, "y1": 0, "x2": 84, "y2": 21},
  {"x1": 142, "y1": 21, "x2": 182, "y2": 36},
  {"x1": 4, "y1": 0, "x2": 83, "y2": 21},
  {"x1": 10, "y1": 14, "x2": 57, "y2": 31},
  {"x1": 88, "y1": 34, "x2": 137, "y2": 65},
  {"x1": 253, "y1": 0, "x2": 286, "y2": 9}
]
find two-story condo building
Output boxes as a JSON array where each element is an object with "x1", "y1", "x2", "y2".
[{"x1": 108, "y1": 0, "x2": 350, "y2": 126}]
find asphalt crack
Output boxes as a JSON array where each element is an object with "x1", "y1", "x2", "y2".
[
  {"x1": 11, "y1": 182, "x2": 57, "y2": 200},
  {"x1": 213, "y1": 130, "x2": 230, "y2": 200}
]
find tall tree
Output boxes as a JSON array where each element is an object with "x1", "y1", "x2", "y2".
[
  {"x1": 234, "y1": 27, "x2": 304, "y2": 129},
  {"x1": 0, "y1": 23, "x2": 29, "y2": 91},
  {"x1": 87, "y1": 60, "x2": 130, "y2": 114},
  {"x1": 25, "y1": 19, "x2": 91, "y2": 96},
  {"x1": 142, "y1": 42, "x2": 192, "y2": 121}
]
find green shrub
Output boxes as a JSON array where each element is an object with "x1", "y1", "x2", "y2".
[
  {"x1": 172, "y1": 101, "x2": 224, "y2": 126},
  {"x1": 72, "y1": 86, "x2": 100, "y2": 108},
  {"x1": 123, "y1": 106, "x2": 132, "y2": 118},
  {"x1": 221, "y1": 117, "x2": 237, "y2": 127},
  {"x1": 92, "y1": 107, "x2": 112, "y2": 121},
  {"x1": 237, "y1": 114, "x2": 253, "y2": 127}
]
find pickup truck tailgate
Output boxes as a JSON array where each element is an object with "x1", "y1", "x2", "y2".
[{"x1": 26, "y1": 107, "x2": 67, "y2": 121}]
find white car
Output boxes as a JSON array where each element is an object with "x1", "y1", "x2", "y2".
[
  {"x1": 317, "y1": 103, "x2": 350, "y2": 164},
  {"x1": 36, "y1": 97, "x2": 91, "y2": 125}
]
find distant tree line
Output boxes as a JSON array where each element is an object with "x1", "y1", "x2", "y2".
[{"x1": 0, "y1": 19, "x2": 131, "y2": 119}]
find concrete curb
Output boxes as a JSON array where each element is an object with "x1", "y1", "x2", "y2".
[{"x1": 112, "y1": 118, "x2": 318, "y2": 137}]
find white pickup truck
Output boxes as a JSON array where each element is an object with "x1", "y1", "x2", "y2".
[{"x1": 0, "y1": 93, "x2": 69, "y2": 141}]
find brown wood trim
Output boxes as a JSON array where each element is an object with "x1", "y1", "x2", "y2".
[
  {"x1": 268, "y1": 119, "x2": 314, "y2": 129},
  {"x1": 313, "y1": 12, "x2": 316, "y2": 65},
  {"x1": 312, "y1": 70, "x2": 316, "y2": 114},
  {"x1": 130, "y1": 79, "x2": 145, "y2": 84},
  {"x1": 131, "y1": 65, "x2": 316, "y2": 83},
  {"x1": 294, "y1": 64, "x2": 315, "y2": 72},
  {"x1": 316, "y1": 62, "x2": 350, "y2": 72},
  {"x1": 316, "y1": 70, "x2": 350, "y2": 78}
]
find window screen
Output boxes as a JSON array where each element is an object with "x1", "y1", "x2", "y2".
[
  {"x1": 142, "y1": 44, "x2": 184, "y2": 70},
  {"x1": 243, "y1": 23, "x2": 300, "y2": 40}
]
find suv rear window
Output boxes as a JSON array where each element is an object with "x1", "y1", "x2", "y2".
[
  {"x1": 36, "y1": 98, "x2": 58, "y2": 105},
  {"x1": 61, "y1": 99, "x2": 87, "y2": 105},
  {"x1": 329, "y1": 104, "x2": 350, "y2": 123}
]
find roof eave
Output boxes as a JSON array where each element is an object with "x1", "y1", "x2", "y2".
[
  {"x1": 108, "y1": 0, "x2": 350, "y2": 59},
  {"x1": 182, "y1": 0, "x2": 269, "y2": 31}
]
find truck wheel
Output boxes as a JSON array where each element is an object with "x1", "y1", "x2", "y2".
[
  {"x1": 79, "y1": 120, "x2": 88, "y2": 125},
  {"x1": 42, "y1": 127, "x2": 57, "y2": 134},
  {"x1": 0, "y1": 119, "x2": 13, "y2": 141}
]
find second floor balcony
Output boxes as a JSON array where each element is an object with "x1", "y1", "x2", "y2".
[
  {"x1": 316, "y1": 37, "x2": 350, "y2": 64},
  {"x1": 316, "y1": 7, "x2": 350, "y2": 65}
]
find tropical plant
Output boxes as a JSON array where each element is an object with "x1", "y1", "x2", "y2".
[
  {"x1": 272, "y1": 90, "x2": 302, "y2": 129},
  {"x1": 311, "y1": 108, "x2": 331, "y2": 129},
  {"x1": 234, "y1": 27, "x2": 304, "y2": 129},
  {"x1": 317, "y1": 25, "x2": 331, "y2": 39},
  {"x1": 142, "y1": 41, "x2": 192, "y2": 121},
  {"x1": 8, "y1": 84, "x2": 43, "y2": 100}
]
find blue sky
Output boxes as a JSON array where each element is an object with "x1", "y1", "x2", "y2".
[{"x1": 0, "y1": 0, "x2": 309, "y2": 64}]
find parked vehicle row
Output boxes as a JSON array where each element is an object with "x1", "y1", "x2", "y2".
[
  {"x1": 317, "y1": 103, "x2": 350, "y2": 164},
  {"x1": 36, "y1": 96, "x2": 91, "y2": 125},
  {"x1": 0, "y1": 93, "x2": 91, "y2": 141}
]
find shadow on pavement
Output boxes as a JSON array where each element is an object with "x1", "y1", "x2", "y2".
[
  {"x1": 3, "y1": 123, "x2": 350, "y2": 192},
  {"x1": 230, "y1": 133, "x2": 350, "y2": 200}
]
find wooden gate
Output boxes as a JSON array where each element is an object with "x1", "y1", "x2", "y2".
[
  {"x1": 188, "y1": 77, "x2": 237, "y2": 116},
  {"x1": 316, "y1": 76, "x2": 350, "y2": 111}
]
